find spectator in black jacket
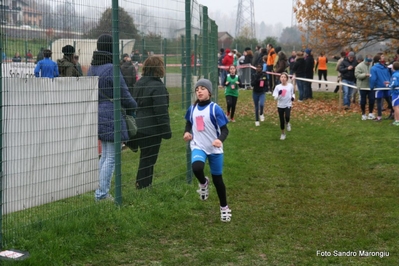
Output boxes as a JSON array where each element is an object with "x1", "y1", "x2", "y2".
[
  {"x1": 120, "y1": 53, "x2": 137, "y2": 95},
  {"x1": 339, "y1": 51, "x2": 358, "y2": 110},
  {"x1": 129, "y1": 56, "x2": 171, "y2": 189},
  {"x1": 304, "y1": 49, "x2": 314, "y2": 99},
  {"x1": 291, "y1": 51, "x2": 306, "y2": 101},
  {"x1": 131, "y1": 50, "x2": 141, "y2": 63}
]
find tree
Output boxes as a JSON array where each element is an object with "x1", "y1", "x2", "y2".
[
  {"x1": 85, "y1": 7, "x2": 139, "y2": 40},
  {"x1": 294, "y1": 0, "x2": 399, "y2": 52},
  {"x1": 262, "y1": 37, "x2": 279, "y2": 48},
  {"x1": 279, "y1": 26, "x2": 303, "y2": 52},
  {"x1": 231, "y1": 36, "x2": 258, "y2": 53},
  {"x1": 279, "y1": 26, "x2": 302, "y2": 46}
]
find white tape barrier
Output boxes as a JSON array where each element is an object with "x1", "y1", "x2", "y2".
[
  {"x1": 218, "y1": 64, "x2": 389, "y2": 91},
  {"x1": 291, "y1": 76, "x2": 390, "y2": 91}
]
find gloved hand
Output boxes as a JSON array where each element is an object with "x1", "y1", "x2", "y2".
[
  {"x1": 278, "y1": 90, "x2": 282, "y2": 95},
  {"x1": 291, "y1": 97, "x2": 294, "y2": 102}
]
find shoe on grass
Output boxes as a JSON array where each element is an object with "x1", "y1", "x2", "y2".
[
  {"x1": 280, "y1": 134, "x2": 286, "y2": 140},
  {"x1": 260, "y1": 114, "x2": 265, "y2": 122},
  {"x1": 96, "y1": 195, "x2": 114, "y2": 202},
  {"x1": 368, "y1": 113, "x2": 375, "y2": 120},
  {"x1": 196, "y1": 176, "x2": 209, "y2": 200},
  {"x1": 220, "y1": 206, "x2": 232, "y2": 222},
  {"x1": 286, "y1": 122, "x2": 291, "y2": 131},
  {"x1": 362, "y1": 115, "x2": 367, "y2": 121}
]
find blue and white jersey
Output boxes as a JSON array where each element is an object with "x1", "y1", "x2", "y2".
[
  {"x1": 389, "y1": 70, "x2": 399, "y2": 89},
  {"x1": 185, "y1": 102, "x2": 228, "y2": 155}
]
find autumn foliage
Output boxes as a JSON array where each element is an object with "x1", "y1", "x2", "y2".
[{"x1": 294, "y1": 0, "x2": 399, "y2": 52}]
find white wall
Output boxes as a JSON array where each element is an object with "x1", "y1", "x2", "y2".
[{"x1": 2, "y1": 77, "x2": 99, "y2": 214}]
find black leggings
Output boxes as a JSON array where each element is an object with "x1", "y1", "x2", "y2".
[
  {"x1": 318, "y1": 70, "x2": 327, "y2": 87},
  {"x1": 278, "y1": 107, "x2": 291, "y2": 130},
  {"x1": 192, "y1": 161, "x2": 227, "y2": 207},
  {"x1": 226, "y1": 95, "x2": 238, "y2": 119}
]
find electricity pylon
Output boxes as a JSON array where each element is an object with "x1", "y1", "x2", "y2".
[{"x1": 235, "y1": 0, "x2": 255, "y2": 38}]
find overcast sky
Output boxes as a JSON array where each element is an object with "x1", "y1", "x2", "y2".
[{"x1": 197, "y1": 0, "x2": 295, "y2": 28}]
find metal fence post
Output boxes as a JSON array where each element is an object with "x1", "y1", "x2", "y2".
[
  {"x1": 112, "y1": 0, "x2": 122, "y2": 205},
  {"x1": 185, "y1": 0, "x2": 192, "y2": 184}
]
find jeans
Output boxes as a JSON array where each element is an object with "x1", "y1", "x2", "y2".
[
  {"x1": 220, "y1": 69, "x2": 227, "y2": 85},
  {"x1": 252, "y1": 92, "x2": 265, "y2": 121},
  {"x1": 360, "y1": 90, "x2": 375, "y2": 114},
  {"x1": 342, "y1": 79, "x2": 355, "y2": 107},
  {"x1": 296, "y1": 80, "x2": 304, "y2": 101},
  {"x1": 95, "y1": 141, "x2": 115, "y2": 200},
  {"x1": 304, "y1": 81, "x2": 313, "y2": 99}
]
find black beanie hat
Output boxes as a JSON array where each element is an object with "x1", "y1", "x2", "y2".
[
  {"x1": 97, "y1": 34, "x2": 113, "y2": 53},
  {"x1": 62, "y1": 45, "x2": 75, "y2": 55}
]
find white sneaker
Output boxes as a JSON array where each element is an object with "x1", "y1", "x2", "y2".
[
  {"x1": 220, "y1": 206, "x2": 232, "y2": 222},
  {"x1": 255, "y1": 121, "x2": 260, "y2": 126},
  {"x1": 362, "y1": 115, "x2": 367, "y2": 120},
  {"x1": 368, "y1": 113, "x2": 375, "y2": 120},
  {"x1": 196, "y1": 177, "x2": 209, "y2": 200},
  {"x1": 280, "y1": 134, "x2": 286, "y2": 140},
  {"x1": 260, "y1": 114, "x2": 265, "y2": 122},
  {"x1": 286, "y1": 122, "x2": 291, "y2": 131}
]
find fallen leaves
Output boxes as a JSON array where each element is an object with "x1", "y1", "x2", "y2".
[{"x1": 219, "y1": 91, "x2": 365, "y2": 123}]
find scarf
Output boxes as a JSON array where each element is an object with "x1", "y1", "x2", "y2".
[{"x1": 91, "y1": 51, "x2": 113, "y2": 65}]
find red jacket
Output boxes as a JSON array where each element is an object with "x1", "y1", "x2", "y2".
[{"x1": 222, "y1": 53, "x2": 234, "y2": 67}]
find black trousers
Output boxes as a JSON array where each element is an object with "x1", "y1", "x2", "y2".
[
  {"x1": 135, "y1": 132, "x2": 162, "y2": 189},
  {"x1": 226, "y1": 95, "x2": 238, "y2": 119}
]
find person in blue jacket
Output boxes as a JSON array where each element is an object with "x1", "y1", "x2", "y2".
[
  {"x1": 369, "y1": 54, "x2": 393, "y2": 121},
  {"x1": 34, "y1": 49, "x2": 59, "y2": 78},
  {"x1": 87, "y1": 34, "x2": 137, "y2": 201},
  {"x1": 389, "y1": 61, "x2": 399, "y2": 126}
]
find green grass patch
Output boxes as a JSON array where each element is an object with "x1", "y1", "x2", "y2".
[{"x1": 1, "y1": 88, "x2": 398, "y2": 265}]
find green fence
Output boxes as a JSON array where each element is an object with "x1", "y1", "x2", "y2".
[{"x1": 0, "y1": 0, "x2": 218, "y2": 252}]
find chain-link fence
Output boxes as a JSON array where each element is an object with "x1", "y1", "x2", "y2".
[{"x1": 0, "y1": 0, "x2": 218, "y2": 250}]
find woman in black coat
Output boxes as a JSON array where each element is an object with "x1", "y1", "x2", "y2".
[{"x1": 130, "y1": 56, "x2": 172, "y2": 189}]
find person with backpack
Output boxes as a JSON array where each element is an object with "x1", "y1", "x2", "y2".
[
  {"x1": 183, "y1": 79, "x2": 232, "y2": 222},
  {"x1": 251, "y1": 64, "x2": 268, "y2": 126}
]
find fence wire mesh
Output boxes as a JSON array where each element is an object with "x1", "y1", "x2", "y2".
[{"x1": 0, "y1": 0, "x2": 218, "y2": 249}]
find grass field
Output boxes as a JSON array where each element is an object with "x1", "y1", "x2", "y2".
[{"x1": 1, "y1": 88, "x2": 398, "y2": 266}]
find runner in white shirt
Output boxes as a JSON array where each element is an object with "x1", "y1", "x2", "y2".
[
  {"x1": 273, "y1": 72, "x2": 295, "y2": 140},
  {"x1": 183, "y1": 79, "x2": 232, "y2": 222}
]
